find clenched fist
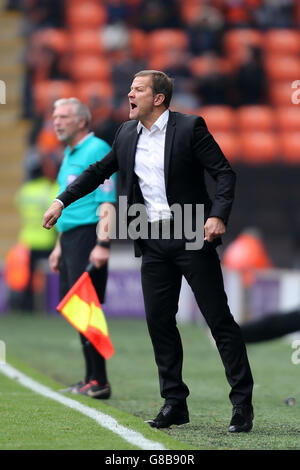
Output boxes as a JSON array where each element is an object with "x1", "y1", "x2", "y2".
[{"x1": 204, "y1": 217, "x2": 226, "y2": 242}]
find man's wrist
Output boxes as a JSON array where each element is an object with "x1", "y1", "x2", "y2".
[
  {"x1": 54, "y1": 198, "x2": 64, "y2": 209},
  {"x1": 96, "y1": 240, "x2": 111, "y2": 249}
]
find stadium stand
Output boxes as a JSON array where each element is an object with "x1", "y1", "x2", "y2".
[
  {"x1": 0, "y1": 2, "x2": 30, "y2": 261},
  {"x1": 65, "y1": 2, "x2": 107, "y2": 30},
  {"x1": 275, "y1": 106, "x2": 300, "y2": 132},
  {"x1": 210, "y1": 131, "x2": 241, "y2": 163},
  {"x1": 236, "y1": 106, "x2": 275, "y2": 132},
  {"x1": 2, "y1": 0, "x2": 300, "y2": 269},
  {"x1": 200, "y1": 105, "x2": 236, "y2": 132},
  {"x1": 239, "y1": 131, "x2": 279, "y2": 164},
  {"x1": 269, "y1": 81, "x2": 297, "y2": 106}
]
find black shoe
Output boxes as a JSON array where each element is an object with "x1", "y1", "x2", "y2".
[
  {"x1": 228, "y1": 404, "x2": 254, "y2": 433},
  {"x1": 78, "y1": 380, "x2": 111, "y2": 399},
  {"x1": 146, "y1": 403, "x2": 189, "y2": 429}
]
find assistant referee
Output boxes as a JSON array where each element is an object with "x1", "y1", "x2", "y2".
[{"x1": 49, "y1": 97, "x2": 116, "y2": 399}]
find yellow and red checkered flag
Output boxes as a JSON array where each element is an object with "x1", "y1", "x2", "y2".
[{"x1": 57, "y1": 266, "x2": 114, "y2": 359}]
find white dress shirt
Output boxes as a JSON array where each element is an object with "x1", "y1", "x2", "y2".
[{"x1": 134, "y1": 109, "x2": 172, "y2": 222}]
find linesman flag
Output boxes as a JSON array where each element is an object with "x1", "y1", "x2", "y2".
[{"x1": 57, "y1": 266, "x2": 114, "y2": 359}]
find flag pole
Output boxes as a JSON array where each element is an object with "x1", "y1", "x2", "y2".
[{"x1": 85, "y1": 263, "x2": 95, "y2": 274}]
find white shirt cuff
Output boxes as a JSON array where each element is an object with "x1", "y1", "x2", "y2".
[{"x1": 54, "y1": 198, "x2": 64, "y2": 209}]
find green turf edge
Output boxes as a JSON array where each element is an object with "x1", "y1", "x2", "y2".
[
  {"x1": 0, "y1": 372, "x2": 143, "y2": 451},
  {"x1": 5, "y1": 354, "x2": 197, "y2": 451}
]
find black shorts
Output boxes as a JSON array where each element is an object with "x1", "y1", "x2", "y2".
[{"x1": 59, "y1": 224, "x2": 108, "y2": 304}]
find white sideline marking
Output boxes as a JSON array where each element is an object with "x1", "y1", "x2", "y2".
[{"x1": 1, "y1": 363, "x2": 166, "y2": 450}]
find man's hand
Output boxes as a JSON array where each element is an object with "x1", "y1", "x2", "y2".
[
  {"x1": 49, "y1": 242, "x2": 62, "y2": 274},
  {"x1": 204, "y1": 217, "x2": 226, "y2": 242},
  {"x1": 89, "y1": 245, "x2": 110, "y2": 269},
  {"x1": 43, "y1": 201, "x2": 63, "y2": 230}
]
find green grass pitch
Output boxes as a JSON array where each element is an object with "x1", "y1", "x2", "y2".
[{"x1": 1, "y1": 312, "x2": 300, "y2": 450}]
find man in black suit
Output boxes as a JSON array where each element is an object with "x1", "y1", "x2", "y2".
[{"x1": 43, "y1": 70, "x2": 254, "y2": 433}]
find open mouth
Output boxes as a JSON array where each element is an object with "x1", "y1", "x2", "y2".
[{"x1": 130, "y1": 103, "x2": 137, "y2": 110}]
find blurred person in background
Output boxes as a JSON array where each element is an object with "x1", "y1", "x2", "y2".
[
  {"x1": 22, "y1": 0, "x2": 65, "y2": 34},
  {"x1": 233, "y1": 46, "x2": 267, "y2": 106},
  {"x1": 22, "y1": 39, "x2": 69, "y2": 119},
  {"x1": 49, "y1": 98, "x2": 116, "y2": 399},
  {"x1": 12, "y1": 153, "x2": 60, "y2": 312},
  {"x1": 136, "y1": 0, "x2": 182, "y2": 31},
  {"x1": 112, "y1": 47, "x2": 146, "y2": 107},
  {"x1": 254, "y1": 0, "x2": 296, "y2": 29},
  {"x1": 6, "y1": 0, "x2": 22, "y2": 9},
  {"x1": 194, "y1": 53, "x2": 232, "y2": 105},
  {"x1": 105, "y1": 0, "x2": 131, "y2": 25},
  {"x1": 223, "y1": 228, "x2": 300, "y2": 343},
  {"x1": 185, "y1": 0, "x2": 225, "y2": 56}
]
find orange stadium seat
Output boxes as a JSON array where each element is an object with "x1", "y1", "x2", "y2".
[
  {"x1": 275, "y1": 106, "x2": 300, "y2": 132},
  {"x1": 66, "y1": 2, "x2": 107, "y2": 30},
  {"x1": 223, "y1": 29, "x2": 264, "y2": 69},
  {"x1": 269, "y1": 81, "x2": 296, "y2": 106},
  {"x1": 244, "y1": 0, "x2": 261, "y2": 6},
  {"x1": 70, "y1": 30, "x2": 105, "y2": 55},
  {"x1": 65, "y1": 0, "x2": 100, "y2": 5},
  {"x1": 200, "y1": 106, "x2": 236, "y2": 132},
  {"x1": 224, "y1": 29, "x2": 263, "y2": 54},
  {"x1": 75, "y1": 81, "x2": 114, "y2": 103},
  {"x1": 211, "y1": 132, "x2": 241, "y2": 163},
  {"x1": 189, "y1": 56, "x2": 231, "y2": 77},
  {"x1": 33, "y1": 80, "x2": 75, "y2": 115},
  {"x1": 236, "y1": 106, "x2": 275, "y2": 132},
  {"x1": 265, "y1": 55, "x2": 300, "y2": 82},
  {"x1": 147, "y1": 47, "x2": 189, "y2": 71},
  {"x1": 225, "y1": 6, "x2": 251, "y2": 26},
  {"x1": 129, "y1": 29, "x2": 148, "y2": 59},
  {"x1": 36, "y1": 128, "x2": 59, "y2": 152},
  {"x1": 189, "y1": 56, "x2": 215, "y2": 77},
  {"x1": 278, "y1": 132, "x2": 300, "y2": 163},
  {"x1": 75, "y1": 82, "x2": 114, "y2": 120},
  {"x1": 239, "y1": 131, "x2": 279, "y2": 163},
  {"x1": 71, "y1": 56, "x2": 111, "y2": 82},
  {"x1": 147, "y1": 52, "x2": 175, "y2": 71},
  {"x1": 148, "y1": 29, "x2": 188, "y2": 54},
  {"x1": 180, "y1": 0, "x2": 203, "y2": 24},
  {"x1": 264, "y1": 29, "x2": 300, "y2": 56},
  {"x1": 30, "y1": 28, "x2": 69, "y2": 54}
]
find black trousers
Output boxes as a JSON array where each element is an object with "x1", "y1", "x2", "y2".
[
  {"x1": 140, "y1": 232, "x2": 254, "y2": 407},
  {"x1": 60, "y1": 224, "x2": 108, "y2": 385}
]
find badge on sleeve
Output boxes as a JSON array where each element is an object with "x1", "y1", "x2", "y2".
[
  {"x1": 67, "y1": 174, "x2": 77, "y2": 186},
  {"x1": 99, "y1": 178, "x2": 114, "y2": 194}
]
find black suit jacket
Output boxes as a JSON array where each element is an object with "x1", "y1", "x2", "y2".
[{"x1": 58, "y1": 111, "x2": 236, "y2": 255}]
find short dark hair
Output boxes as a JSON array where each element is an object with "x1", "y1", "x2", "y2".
[{"x1": 134, "y1": 70, "x2": 174, "y2": 108}]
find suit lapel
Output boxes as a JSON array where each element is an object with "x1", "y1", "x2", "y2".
[
  {"x1": 126, "y1": 125, "x2": 141, "y2": 201},
  {"x1": 164, "y1": 111, "x2": 176, "y2": 189}
]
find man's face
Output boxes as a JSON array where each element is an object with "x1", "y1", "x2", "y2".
[
  {"x1": 128, "y1": 75, "x2": 156, "y2": 122},
  {"x1": 52, "y1": 104, "x2": 82, "y2": 144}
]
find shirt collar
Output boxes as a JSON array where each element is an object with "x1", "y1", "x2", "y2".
[
  {"x1": 137, "y1": 109, "x2": 169, "y2": 134},
  {"x1": 67, "y1": 132, "x2": 94, "y2": 154}
]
